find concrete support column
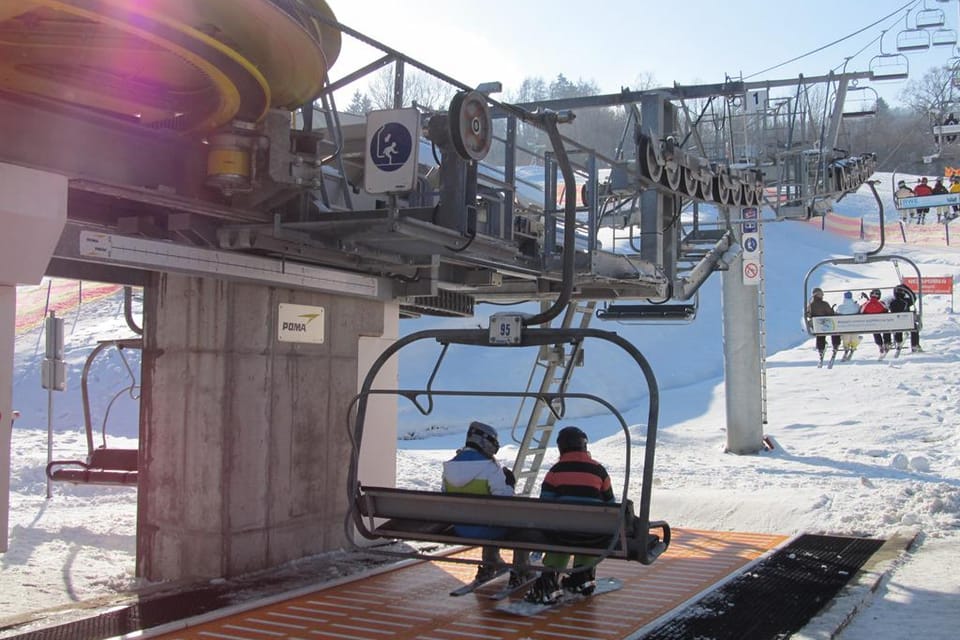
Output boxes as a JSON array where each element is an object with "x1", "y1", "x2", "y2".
[
  {"x1": 0, "y1": 286, "x2": 13, "y2": 552},
  {"x1": 721, "y1": 246, "x2": 764, "y2": 454},
  {"x1": 137, "y1": 273, "x2": 394, "y2": 582}
]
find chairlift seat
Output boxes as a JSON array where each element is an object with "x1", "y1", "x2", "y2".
[
  {"x1": 46, "y1": 447, "x2": 138, "y2": 486},
  {"x1": 596, "y1": 303, "x2": 696, "y2": 322},
  {"x1": 931, "y1": 28, "x2": 958, "y2": 47},
  {"x1": 896, "y1": 29, "x2": 931, "y2": 52},
  {"x1": 869, "y1": 54, "x2": 910, "y2": 82},
  {"x1": 354, "y1": 485, "x2": 670, "y2": 565},
  {"x1": 916, "y1": 8, "x2": 946, "y2": 29}
]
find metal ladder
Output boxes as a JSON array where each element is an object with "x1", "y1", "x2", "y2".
[
  {"x1": 757, "y1": 220, "x2": 769, "y2": 425},
  {"x1": 509, "y1": 299, "x2": 597, "y2": 496}
]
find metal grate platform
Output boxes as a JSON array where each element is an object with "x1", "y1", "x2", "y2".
[{"x1": 641, "y1": 534, "x2": 886, "y2": 639}]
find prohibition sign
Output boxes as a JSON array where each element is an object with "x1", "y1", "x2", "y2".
[{"x1": 744, "y1": 262, "x2": 760, "y2": 279}]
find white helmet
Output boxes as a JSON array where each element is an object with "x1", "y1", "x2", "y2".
[{"x1": 465, "y1": 421, "x2": 499, "y2": 457}]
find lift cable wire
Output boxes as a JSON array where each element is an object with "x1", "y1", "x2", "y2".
[{"x1": 744, "y1": 0, "x2": 920, "y2": 80}]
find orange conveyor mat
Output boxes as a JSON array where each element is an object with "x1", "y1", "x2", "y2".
[{"x1": 149, "y1": 529, "x2": 788, "y2": 640}]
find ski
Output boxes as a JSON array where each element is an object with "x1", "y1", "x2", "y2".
[
  {"x1": 450, "y1": 568, "x2": 509, "y2": 596},
  {"x1": 489, "y1": 574, "x2": 538, "y2": 601},
  {"x1": 826, "y1": 349, "x2": 839, "y2": 369},
  {"x1": 817, "y1": 352, "x2": 825, "y2": 368},
  {"x1": 495, "y1": 577, "x2": 622, "y2": 617}
]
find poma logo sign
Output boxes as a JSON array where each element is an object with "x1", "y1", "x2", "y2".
[
  {"x1": 277, "y1": 304, "x2": 325, "y2": 344},
  {"x1": 282, "y1": 313, "x2": 320, "y2": 333}
]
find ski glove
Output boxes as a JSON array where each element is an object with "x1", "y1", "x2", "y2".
[{"x1": 503, "y1": 467, "x2": 516, "y2": 488}]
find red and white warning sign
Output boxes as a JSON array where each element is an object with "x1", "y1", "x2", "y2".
[{"x1": 743, "y1": 260, "x2": 761, "y2": 285}]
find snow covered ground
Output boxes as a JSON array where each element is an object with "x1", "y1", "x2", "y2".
[{"x1": 2, "y1": 173, "x2": 959, "y2": 638}]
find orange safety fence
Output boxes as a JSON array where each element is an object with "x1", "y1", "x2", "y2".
[
  {"x1": 15, "y1": 279, "x2": 122, "y2": 336},
  {"x1": 808, "y1": 210, "x2": 955, "y2": 247}
]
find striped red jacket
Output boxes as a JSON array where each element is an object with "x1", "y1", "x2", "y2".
[{"x1": 541, "y1": 450, "x2": 614, "y2": 503}]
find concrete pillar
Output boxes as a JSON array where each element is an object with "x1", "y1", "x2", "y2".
[
  {"x1": 0, "y1": 286, "x2": 13, "y2": 552},
  {"x1": 0, "y1": 162, "x2": 67, "y2": 552},
  {"x1": 721, "y1": 244, "x2": 764, "y2": 454},
  {"x1": 137, "y1": 273, "x2": 396, "y2": 581}
]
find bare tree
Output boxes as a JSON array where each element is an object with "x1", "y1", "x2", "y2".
[
  {"x1": 366, "y1": 65, "x2": 456, "y2": 111},
  {"x1": 899, "y1": 65, "x2": 956, "y2": 120}
]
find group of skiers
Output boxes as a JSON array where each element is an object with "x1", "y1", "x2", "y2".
[
  {"x1": 442, "y1": 421, "x2": 613, "y2": 605},
  {"x1": 895, "y1": 176, "x2": 960, "y2": 224},
  {"x1": 807, "y1": 284, "x2": 922, "y2": 358}
]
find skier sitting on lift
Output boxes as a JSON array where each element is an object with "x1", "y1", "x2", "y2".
[
  {"x1": 442, "y1": 421, "x2": 530, "y2": 586},
  {"x1": 889, "y1": 284, "x2": 922, "y2": 353},
  {"x1": 860, "y1": 288, "x2": 892, "y2": 354},
  {"x1": 835, "y1": 291, "x2": 862, "y2": 356},
  {"x1": 524, "y1": 426, "x2": 614, "y2": 605},
  {"x1": 807, "y1": 288, "x2": 841, "y2": 360},
  {"x1": 914, "y1": 177, "x2": 933, "y2": 224},
  {"x1": 895, "y1": 180, "x2": 915, "y2": 223}
]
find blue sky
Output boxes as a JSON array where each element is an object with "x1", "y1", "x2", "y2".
[{"x1": 330, "y1": 0, "x2": 959, "y2": 107}]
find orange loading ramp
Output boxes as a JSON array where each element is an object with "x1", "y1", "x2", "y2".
[{"x1": 149, "y1": 529, "x2": 787, "y2": 640}]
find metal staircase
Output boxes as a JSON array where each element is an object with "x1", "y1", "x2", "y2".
[{"x1": 509, "y1": 299, "x2": 597, "y2": 496}]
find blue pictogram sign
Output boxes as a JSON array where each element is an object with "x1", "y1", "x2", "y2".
[
  {"x1": 369, "y1": 122, "x2": 413, "y2": 172},
  {"x1": 743, "y1": 236, "x2": 759, "y2": 253}
]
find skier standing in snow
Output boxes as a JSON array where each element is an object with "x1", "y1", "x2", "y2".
[
  {"x1": 524, "y1": 426, "x2": 614, "y2": 605},
  {"x1": 889, "y1": 284, "x2": 922, "y2": 353},
  {"x1": 860, "y1": 288, "x2": 892, "y2": 353},
  {"x1": 442, "y1": 421, "x2": 529, "y2": 586},
  {"x1": 807, "y1": 288, "x2": 841, "y2": 360},
  {"x1": 835, "y1": 291, "x2": 861, "y2": 355}
]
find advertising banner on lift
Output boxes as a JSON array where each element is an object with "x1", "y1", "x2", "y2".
[
  {"x1": 364, "y1": 108, "x2": 420, "y2": 194},
  {"x1": 809, "y1": 311, "x2": 915, "y2": 335}
]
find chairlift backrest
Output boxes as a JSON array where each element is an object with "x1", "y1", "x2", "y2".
[
  {"x1": 870, "y1": 53, "x2": 910, "y2": 82},
  {"x1": 931, "y1": 28, "x2": 957, "y2": 47},
  {"x1": 841, "y1": 87, "x2": 879, "y2": 119},
  {"x1": 896, "y1": 28, "x2": 931, "y2": 52},
  {"x1": 916, "y1": 7, "x2": 946, "y2": 28}
]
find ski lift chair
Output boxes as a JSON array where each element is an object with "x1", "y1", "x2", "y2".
[
  {"x1": 931, "y1": 28, "x2": 958, "y2": 48},
  {"x1": 802, "y1": 261, "x2": 923, "y2": 340},
  {"x1": 841, "y1": 86, "x2": 879, "y2": 119},
  {"x1": 346, "y1": 325, "x2": 671, "y2": 570},
  {"x1": 896, "y1": 28, "x2": 931, "y2": 52},
  {"x1": 870, "y1": 30, "x2": 910, "y2": 82},
  {"x1": 46, "y1": 338, "x2": 141, "y2": 486},
  {"x1": 915, "y1": 6, "x2": 946, "y2": 29}
]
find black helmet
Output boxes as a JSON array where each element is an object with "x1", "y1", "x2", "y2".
[
  {"x1": 894, "y1": 284, "x2": 915, "y2": 301},
  {"x1": 465, "y1": 421, "x2": 499, "y2": 457},
  {"x1": 557, "y1": 426, "x2": 588, "y2": 454},
  {"x1": 870, "y1": 288, "x2": 882, "y2": 299},
  {"x1": 812, "y1": 287, "x2": 824, "y2": 298}
]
